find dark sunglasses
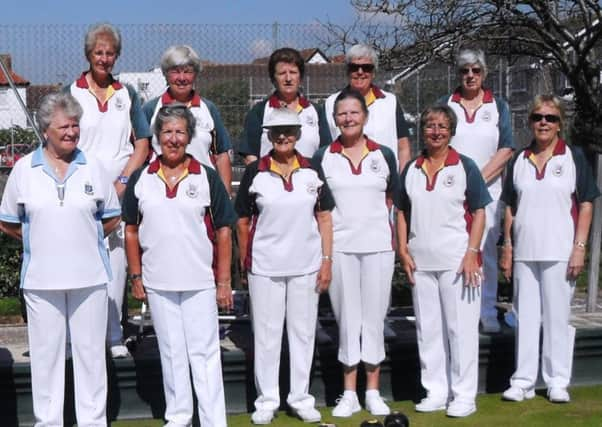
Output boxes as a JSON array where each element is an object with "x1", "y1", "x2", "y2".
[
  {"x1": 268, "y1": 126, "x2": 299, "y2": 137},
  {"x1": 460, "y1": 67, "x2": 482, "y2": 75},
  {"x1": 347, "y1": 63, "x2": 375, "y2": 73},
  {"x1": 529, "y1": 113, "x2": 561, "y2": 123}
]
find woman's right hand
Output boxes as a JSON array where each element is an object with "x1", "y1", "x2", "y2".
[
  {"x1": 131, "y1": 278, "x2": 146, "y2": 301},
  {"x1": 499, "y1": 245, "x2": 513, "y2": 282},
  {"x1": 399, "y1": 250, "x2": 416, "y2": 286}
]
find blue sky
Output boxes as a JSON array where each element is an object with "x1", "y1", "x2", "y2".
[{"x1": 2, "y1": 1, "x2": 357, "y2": 24}]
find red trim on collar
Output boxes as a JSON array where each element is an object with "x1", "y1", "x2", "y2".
[
  {"x1": 371, "y1": 84, "x2": 385, "y2": 99},
  {"x1": 329, "y1": 137, "x2": 379, "y2": 175},
  {"x1": 147, "y1": 156, "x2": 202, "y2": 198},
  {"x1": 415, "y1": 147, "x2": 460, "y2": 191},
  {"x1": 257, "y1": 151, "x2": 310, "y2": 192},
  {"x1": 450, "y1": 87, "x2": 493, "y2": 104},
  {"x1": 523, "y1": 139, "x2": 566, "y2": 180},
  {"x1": 75, "y1": 72, "x2": 123, "y2": 90},
  {"x1": 268, "y1": 92, "x2": 310, "y2": 108},
  {"x1": 161, "y1": 90, "x2": 201, "y2": 107}
]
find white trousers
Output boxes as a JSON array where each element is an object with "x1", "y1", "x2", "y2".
[
  {"x1": 248, "y1": 272, "x2": 320, "y2": 412},
  {"x1": 146, "y1": 288, "x2": 226, "y2": 427},
  {"x1": 510, "y1": 261, "x2": 575, "y2": 390},
  {"x1": 412, "y1": 270, "x2": 480, "y2": 403},
  {"x1": 107, "y1": 222, "x2": 127, "y2": 345},
  {"x1": 480, "y1": 199, "x2": 502, "y2": 321},
  {"x1": 329, "y1": 251, "x2": 394, "y2": 366},
  {"x1": 24, "y1": 285, "x2": 108, "y2": 427}
]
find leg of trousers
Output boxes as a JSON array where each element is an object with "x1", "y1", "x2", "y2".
[
  {"x1": 25, "y1": 285, "x2": 108, "y2": 427},
  {"x1": 412, "y1": 271, "x2": 450, "y2": 401},
  {"x1": 106, "y1": 223, "x2": 127, "y2": 345},
  {"x1": 439, "y1": 271, "x2": 480, "y2": 403},
  {"x1": 480, "y1": 200, "x2": 502, "y2": 321},
  {"x1": 285, "y1": 273, "x2": 319, "y2": 411},
  {"x1": 539, "y1": 262, "x2": 574, "y2": 388},
  {"x1": 248, "y1": 273, "x2": 286, "y2": 412},
  {"x1": 147, "y1": 289, "x2": 194, "y2": 427},
  {"x1": 510, "y1": 261, "x2": 542, "y2": 390},
  {"x1": 182, "y1": 288, "x2": 227, "y2": 427},
  {"x1": 329, "y1": 252, "x2": 394, "y2": 366}
]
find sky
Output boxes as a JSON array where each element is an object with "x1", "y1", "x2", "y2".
[{"x1": 1, "y1": 1, "x2": 358, "y2": 25}]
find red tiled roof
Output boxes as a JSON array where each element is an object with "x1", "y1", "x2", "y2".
[{"x1": 0, "y1": 54, "x2": 30, "y2": 86}]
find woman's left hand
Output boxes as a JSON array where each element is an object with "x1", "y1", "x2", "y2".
[
  {"x1": 567, "y1": 246, "x2": 586, "y2": 280},
  {"x1": 458, "y1": 250, "x2": 482, "y2": 287},
  {"x1": 216, "y1": 282, "x2": 233, "y2": 311},
  {"x1": 316, "y1": 260, "x2": 332, "y2": 293}
]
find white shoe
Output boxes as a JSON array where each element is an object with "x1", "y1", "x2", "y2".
[
  {"x1": 502, "y1": 386, "x2": 535, "y2": 402},
  {"x1": 365, "y1": 392, "x2": 390, "y2": 416},
  {"x1": 251, "y1": 409, "x2": 275, "y2": 424},
  {"x1": 110, "y1": 344, "x2": 130, "y2": 359},
  {"x1": 332, "y1": 393, "x2": 361, "y2": 417},
  {"x1": 293, "y1": 407, "x2": 321, "y2": 423},
  {"x1": 446, "y1": 400, "x2": 476, "y2": 417},
  {"x1": 481, "y1": 317, "x2": 501, "y2": 333},
  {"x1": 548, "y1": 387, "x2": 570, "y2": 403},
  {"x1": 415, "y1": 396, "x2": 447, "y2": 412}
]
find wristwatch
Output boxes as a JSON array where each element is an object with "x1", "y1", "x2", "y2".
[
  {"x1": 118, "y1": 175, "x2": 129, "y2": 184},
  {"x1": 128, "y1": 273, "x2": 142, "y2": 281}
]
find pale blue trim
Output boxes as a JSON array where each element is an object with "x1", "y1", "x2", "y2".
[
  {"x1": 32, "y1": 146, "x2": 87, "y2": 183},
  {"x1": 20, "y1": 219, "x2": 31, "y2": 289},
  {"x1": 0, "y1": 213, "x2": 19, "y2": 223},
  {"x1": 96, "y1": 221, "x2": 113, "y2": 282},
  {"x1": 102, "y1": 208, "x2": 121, "y2": 219}
]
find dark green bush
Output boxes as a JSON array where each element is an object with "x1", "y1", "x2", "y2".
[{"x1": 0, "y1": 233, "x2": 21, "y2": 297}]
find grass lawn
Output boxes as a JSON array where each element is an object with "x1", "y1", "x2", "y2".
[{"x1": 112, "y1": 385, "x2": 602, "y2": 426}]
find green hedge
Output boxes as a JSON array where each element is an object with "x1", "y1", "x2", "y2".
[{"x1": 0, "y1": 233, "x2": 21, "y2": 297}]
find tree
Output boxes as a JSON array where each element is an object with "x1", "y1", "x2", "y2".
[{"x1": 322, "y1": 0, "x2": 602, "y2": 151}]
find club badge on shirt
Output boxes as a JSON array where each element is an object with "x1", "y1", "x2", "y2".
[
  {"x1": 84, "y1": 182, "x2": 94, "y2": 195},
  {"x1": 481, "y1": 111, "x2": 492, "y2": 122},
  {"x1": 370, "y1": 158, "x2": 381, "y2": 173},
  {"x1": 115, "y1": 97, "x2": 126, "y2": 111},
  {"x1": 552, "y1": 164, "x2": 563, "y2": 177},
  {"x1": 306, "y1": 182, "x2": 318, "y2": 195},
  {"x1": 443, "y1": 174, "x2": 455, "y2": 187},
  {"x1": 305, "y1": 115, "x2": 316, "y2": 127},
  {"x1": 186, "y1": 184, "x2": 199, "y2": 198}
]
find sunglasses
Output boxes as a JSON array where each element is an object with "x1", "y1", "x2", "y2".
[
  {"x1": 529, "y1": 113, "x2": 561, "y2": 123},
  {"x1": 347, "y1": 63, "x2": 375, "y2": 73},
  {"x1": 460, "y1": 67, "x2": 482, "y2": 75},
  {"x1": 268, "y1": 126, "x2": 299, "y2": 137}
]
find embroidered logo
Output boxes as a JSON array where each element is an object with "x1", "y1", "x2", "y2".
[
  {"x1": 552, "y1": 164, "x2": 563, "y2": 177},
  {"x1": 443, "y1": 174, "x2": 455, "y2": 187},
  {"x1": 186, "y1": 184, "x2": 199, "y2": 198},
  {"x1": 114, "y1": 97, "x2": 125, "y2": 111},
  {"x1": 305, "y1": 115, "x2": 316, "y2": 127},
  {"x1": 481, "y1": 111, "x2": 492, "y2": 122},
  {"x1": 84, "y1": 182, "x2": 94, "y2": 195},
  {"x1": 306, "y1": 182, "x2": 318, "y2": 195},
  {"x1": 370, "y1": 158, "x2": 381, "y2": 173}
]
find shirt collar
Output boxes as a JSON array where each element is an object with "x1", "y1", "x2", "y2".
[
  {"x1": 268, "y1": 92, "x2": 311, "y2": 109},
  {"x1": 415, "y1": 146, "x2": 460, "y2": 168},
  {"x1": 329, "y1": 137, "x2": 380, "y2": 153},
  {"x1": 147, "y1": 155, "x2": 202, "y2": 174},
  {"x1": 257, "y1": 150, "x2": 310, "y2": 172},
  {"x1": 523, "y1": 138, "x2": 566, "y2": 158},
  {"x1": 31, "y1": 145, "x2": 86, "y2": 167},
  {"x1": 161, "y1": 89, "x2": 201, "y2": 107},
  {"x1": 75, "y1": 71, "x2": 123, "y2": 90},
  {"x1": 450, "y1": 87, "x2": 494, "y2": 103}
]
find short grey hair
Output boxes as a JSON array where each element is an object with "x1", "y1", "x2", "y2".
[
  {"x1": 153, "y1": 104, "x2": 196, "y2": 140},
  {"x1": 160, "y1": 45, "x2": 202, "y2": 77},
  {"x1": 420, "y1": 104, "x2": 458, "y2": 137},
  {"x1": 346, "y1": 44, "x2": 379, "y2": 71},
  {"x1": 456, "y1": 48, "x2": 487, "y2": 78},
  {"x1": 37, "y1": 92, "x2": 83, "y2": 134},
  {"x1": 84, "y1": 23, "x2": 122, "y2": 59}
]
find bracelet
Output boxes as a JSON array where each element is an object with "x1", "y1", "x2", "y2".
[
  {"x1": 321, "y1": 255, "x2": 333, "y2": 261},
  {"x1": 467, "y1": 247, "x2": 479, "y2": 253},
  {"x1": 574, "y1": 241, "x2": 586, "y2": 249},
  {"x1": 127, "y1": 273, "x2": 142, "y2": 281},
  {"x1": 503, "y1": 239, "x2": 512, "y2": 247},
  {"x1": 216, "y1": 280, "x2": 232, "y2": 288}
]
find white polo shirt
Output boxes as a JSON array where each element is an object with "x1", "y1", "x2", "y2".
[
  {"x1": 68, "y1": 73, "x2": 151, "y2": 181},
  {"x1": 443, "y1": 88, "x2": 514, "y2": 200},
  {"x1": 239, "y1": 93, "x2": 330, "y2": 158},
  {"x1": 501, "y1": 140, "x2": 600, "y2": 262},
  {"x1": 235, "y1": 152, "x2": 334, "y2": 276},
  {"x1": 313, "y1": 138, "x2": 401, "y2": 253},
  {"x1": 400, "y1": 147, "x2": 492, "y2": 271},
  {"x1": 143, "y1": 90, "x2": 232, "y2": 168},
  {"x1": 0, "y1": 147, "x2": 120, "y2": 290},
  {"x1": 323, "y1": 85, "x2": 411, "y2": 167},
  {"x1": 122, "y1": 157, "x2": 236, "y2": 291}
]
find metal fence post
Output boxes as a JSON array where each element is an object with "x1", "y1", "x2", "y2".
[{"x1": 587, "y1": 153, "x2": 602, "y2": 312}]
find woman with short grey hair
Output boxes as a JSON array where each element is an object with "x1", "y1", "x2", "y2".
[
  {"x1": 0, "y1": 92, "x2": 121, "y2": 427},
  {"x1": 144, "y1": 44, "x2": 233, "y2": 194},
  {"x1": 84, "y1": 22, "x2": 122, "y2": 59},
  {"x1": 438, "y1": 47, "x2": 514, "y2": 335},
  {"x1": 322, "y1": 43, "x2": 411, "y2": 170}
]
